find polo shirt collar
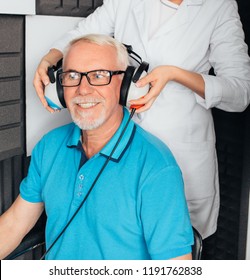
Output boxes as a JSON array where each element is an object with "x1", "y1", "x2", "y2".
[
  {"x1": 99, "y1": 109, "x2": 135, "y2": 161},
  {"x1": 67, "y1": 123, "x2": 82, "y2": 148},
  {"x1": 67, "y1": 108, "x2": 135, "y2": 162}
]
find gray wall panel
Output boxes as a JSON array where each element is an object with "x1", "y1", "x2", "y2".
[
  {"x1": 0, "y1": 15, "x2": 24, "y2": 161},
  {"x1": 0, "y1": 127, "x2": 22, "y2": 157},
  {"x1": 0, "y1": 56, "x2": 21, "y2": 78},
  {"x1": 0, "y1": 16, "x2": 23, "y2": 52},
  {"x1": 0, "y1": 104, "x2": 21, "y2": 126},
  {"x1": 0, "y1": 79, "x2": 21, "y2": 102},
  {"x1": 36, "y1": 0, "x2": 103, "y2": 17}
]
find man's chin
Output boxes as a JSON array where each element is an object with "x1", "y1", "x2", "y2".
[
  {"x1": 69, "y1": 106, "x2": 105, "y2": 130},
  {"x1": 72, "y1": 116, "x2": 105, "y2": 131}
]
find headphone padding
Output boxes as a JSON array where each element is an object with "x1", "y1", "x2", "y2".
[
  {"x1": 119, "y1": 66, "x2": 135, "y2": 106},
  {"x1": 56, "y1": 68, "x2": 67, "y2": 108}
]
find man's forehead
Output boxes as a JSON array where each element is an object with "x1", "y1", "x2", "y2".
[
  {"x1": 65, "y1": 42, "x2": 117, "y2": 69},
  {"x1": 69, "y1": 41, "x2": 115, "y2": 54}
]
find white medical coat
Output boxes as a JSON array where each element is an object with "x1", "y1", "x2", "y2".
[{"x1": 53, "y1": 0, "x2": 250, "y2": 238}]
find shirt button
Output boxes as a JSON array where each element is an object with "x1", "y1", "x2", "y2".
[{"x1": 79, "y1": 174, "x2": 84, "y2": 180}]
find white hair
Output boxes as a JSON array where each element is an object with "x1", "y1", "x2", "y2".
[{"x1": 64, "y1": 34, "x2": 129, "y2": 69}]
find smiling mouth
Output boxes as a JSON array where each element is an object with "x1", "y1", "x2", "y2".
[{"x1": 77, "y1": 102, "x2": 99, "y2": 109}]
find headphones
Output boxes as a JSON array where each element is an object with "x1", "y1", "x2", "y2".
[{"x1": 45, "y1": 44, "x2": 149, "y2": 110}]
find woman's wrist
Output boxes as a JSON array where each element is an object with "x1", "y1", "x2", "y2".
[{"x1": 43, "y1": 48, "x2": 63, "y2": 67}]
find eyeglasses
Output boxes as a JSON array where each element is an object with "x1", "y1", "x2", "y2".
[{"x1": 58, "y1": 70, "x2": 125, "y2": 87}]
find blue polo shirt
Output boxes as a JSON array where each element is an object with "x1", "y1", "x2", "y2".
[{"x1": 20, "y1": 109, "x2": 193, "y2": 260}]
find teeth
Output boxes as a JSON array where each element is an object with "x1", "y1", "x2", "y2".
[{"x1": 78, "y1": 102, "x2": 97, "y2": 108}]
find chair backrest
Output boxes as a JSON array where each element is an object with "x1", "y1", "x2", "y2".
[{"x1": 192, "y1": 227, "x2": 203, "y2": 260}]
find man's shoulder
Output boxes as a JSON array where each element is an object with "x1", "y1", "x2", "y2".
[
  {"x1": 36, "y1": 122, "x2": 76, "y2": 151},
  {"x1": 134, "y1": 124, "x2": 164, "y2": 146},
  {"x1": 133, "y1": 124, "x2": 177, "y2": 166},
  {"x1": 32, "y1": 122, "x2": 77, "y2": 159},
  {"x1": 43, "y1": 122, "x2": 75, "y2": 139}
]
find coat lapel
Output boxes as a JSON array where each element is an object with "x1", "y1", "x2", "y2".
[
  {"x1": 132, "y1": 0, "x2": 204, "y2": 41},
  {"x1": 132, "y1": 0, "x2": 149, "y2": 46}
]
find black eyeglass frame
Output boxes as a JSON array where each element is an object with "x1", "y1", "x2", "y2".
[{"x1": 58, "y1": 69, "x2": 125, "y2": 87}]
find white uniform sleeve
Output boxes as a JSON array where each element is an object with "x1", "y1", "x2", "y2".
[
  {"x1": 196, "y1": 0, "x2": 250, "y2": 112},
  {"x1": 51, "y1": 0, "x2": 118, "y2": 52}
]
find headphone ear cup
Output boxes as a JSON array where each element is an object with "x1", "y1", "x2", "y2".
[
  {"x1": 119, "y1": 66, "x2": 135, "y2": 107},
  {"x1": 44, "y1": 68, "x2": 66, "y2": 110},
  {"x1": 56, "y1": 69, "x2": 67, "y2": 108},
  {"x1": 120, "y1": 62, "x2": 150, "y2": 108}
]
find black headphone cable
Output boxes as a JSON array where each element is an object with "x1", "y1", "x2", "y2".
[{"x1": 40, "y1": 108, "x2": 136, "y2": 260}]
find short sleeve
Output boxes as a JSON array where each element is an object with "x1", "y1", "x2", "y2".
[{"x1": 140, "y1": 165, "x2": 193, "y2": 259}]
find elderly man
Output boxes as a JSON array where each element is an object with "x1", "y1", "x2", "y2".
[{"x1": 0, "y1": 34, "x2": 193, "y2": 260}]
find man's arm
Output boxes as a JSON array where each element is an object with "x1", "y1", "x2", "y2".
[
  {"x1": 0, "y1": 195, "x2": 44, "y2": 259},
  {"x1": 171, "y1": 253, "x2": 192, "y2": 260}
]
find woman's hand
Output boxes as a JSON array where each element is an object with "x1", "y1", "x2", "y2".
[
  {"x1": 129, "y1": 65, "x2": 175, "y2": 113},
  {"x1": 129, "y1": 65, "x2": 205, "y2": 113},
  {"x1": 33, "y1": 49, "x2": 63, "y2": 113}
]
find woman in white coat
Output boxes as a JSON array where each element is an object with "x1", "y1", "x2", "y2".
[{"x1": 34, "y1": 0, "x2": 250, "y2": 239}]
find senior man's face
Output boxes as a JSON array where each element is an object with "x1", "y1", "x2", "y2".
[{"x1": 63, "y1": 41, "x2": 124, "y2": 130}]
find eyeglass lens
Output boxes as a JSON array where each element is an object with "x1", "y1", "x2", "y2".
[{"x1": 60, "y1": 70, "x2": 111, "y2": 86}]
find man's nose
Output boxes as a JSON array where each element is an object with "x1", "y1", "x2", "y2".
[{"x1": 78, "y1": 75, "x2": 92, "y2": 93}]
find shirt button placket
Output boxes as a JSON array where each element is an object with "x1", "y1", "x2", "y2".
[{"x1": 77, "y1": 174, "x2": 85, "y2": 197}]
